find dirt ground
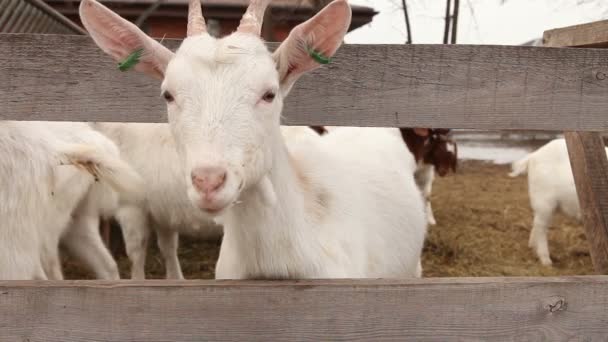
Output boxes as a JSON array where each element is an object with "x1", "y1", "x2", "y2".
[
  {"x1": 63, "y1": 160, "x2": 594, "y2": 279},
  {"x1": 423, "y1": 160, "x2": 593, "y2": 277}
]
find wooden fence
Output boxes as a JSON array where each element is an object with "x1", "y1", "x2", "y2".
[
  {"x1": 0, "y1": 18, "x2": 608, "y2": 341},
  {"x1": 2, "y1": 34, "x2": 608, "y2": 131},
  {"x1": 2, "y1": 277, "x2": 608, "y2": 341}
]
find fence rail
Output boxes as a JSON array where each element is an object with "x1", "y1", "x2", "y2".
[
  {"x1": 1, "y1": 34, "x2": 608, "y2": 130},
  {"x1": 544, "y1": 19, "x2": 608, "y2": 48},
  {"x1": 1, "y1": 277, "x2": 608, "y2": 341}
]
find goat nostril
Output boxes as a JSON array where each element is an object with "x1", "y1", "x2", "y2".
[
  {"x1": 191, "y1": 173, "x2": 206, "y2": 193},
  {"x1": 212, "y1": 171, "x2": 227, "y2": 191},
  {"x1": 191, "y1": 167, "x2": 227, "y2": 195}
]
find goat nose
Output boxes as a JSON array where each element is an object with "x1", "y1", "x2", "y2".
[{"x1": 191, "y1": 166, "x2": 227, "y2": 196}]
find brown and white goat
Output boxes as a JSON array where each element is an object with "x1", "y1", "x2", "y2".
[{"x1": 399, "y1": 128, "x2": 457, "y2": 225}]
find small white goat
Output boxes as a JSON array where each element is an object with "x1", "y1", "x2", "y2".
[
  {"x1": 0, "y1": 121, "x2": 142, "y2": 280},
  {"x1": 80, "y1": 0, "x2": 427, "y2": 279},
  {"x1": 509, "y1": 138, "x2": 607, "y2": 266},
  {"x1": 91, "y1": 122, "x2": 221, "y2": 279}
]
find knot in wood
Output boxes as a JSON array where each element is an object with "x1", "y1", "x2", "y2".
[
  {"x1": 596, "y1": 71, "x2": 606, "y2": 81},
  {"x1": 543, "y1": 296, "x2": 567, "y2": 313}
]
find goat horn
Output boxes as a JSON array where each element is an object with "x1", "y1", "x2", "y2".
[
  {"x1": 237, "y1": 0, "x2": 271, "y2": 36},
  {"x1": 187, "y1": 0, "x2": 207, "y2": 36}
]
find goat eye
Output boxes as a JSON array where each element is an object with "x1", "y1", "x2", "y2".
[
  {"x1": 162, "y1": 91, "x2": 174, "y2": 103},
  {"x1": 262, "y1": 91, "x2": 276, "y2": 103}
]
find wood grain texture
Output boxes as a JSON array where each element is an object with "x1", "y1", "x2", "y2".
[
  {"x1": 2, "y1": 34, "x2": 608, "y2": 130},
  {"x1": 1, "y1": 277, "x2": 608, "y2": 341},
  {"x1": 544, "y1": 20, "x2": 608, "y2": 48},
  {"x1": 564, "y1": 132, "x2": 608, "y2": 273}
]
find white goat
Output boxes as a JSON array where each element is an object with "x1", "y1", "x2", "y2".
[
  {"x1": 80, "y1": 0, "x2": 427, "y2": 279},
  {"x1": 91, "y1": 123, "x2": 316, "y2": 280},
  {"x1": 0, "y1": 121, "x2": 142, "y2": 280},
  {"x1": 91, "y1": 122, "x2": 221, "y2": 279},
  {"x1": 509, "y1": 138, "x2": 607, "y2": 266}
]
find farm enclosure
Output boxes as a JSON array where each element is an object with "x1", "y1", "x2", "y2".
[{"x1": 1, "y1": 14, "x2": 608, "y2": 341}]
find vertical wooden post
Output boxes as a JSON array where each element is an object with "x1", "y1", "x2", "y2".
[
  {"x1": 563, "y1": 132, "x2": 608, "y2": 273},
  {"x1": 544, "y1": 21, "x2": 608, "y2": 273}
]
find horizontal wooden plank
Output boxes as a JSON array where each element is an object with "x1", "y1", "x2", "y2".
[
  {"x1": 1, "y1": 34, "x2": 608, "y2": 130},
  {"x1": 1, "y1": 277, "x2": 608, "y2": 341},
  {"x1": 544, "y1": 19, "x2": 608, "y2": 48}
]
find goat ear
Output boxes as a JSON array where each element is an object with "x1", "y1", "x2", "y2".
[
  {"x1": 79, "y1": 0, "x2": 174, "y2": 80},
  {"x1": 273, "y1": 0, "x2": 351, "y2": 94}
]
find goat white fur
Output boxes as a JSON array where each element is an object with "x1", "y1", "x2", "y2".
[
  {"x1": 220, "y1": 125, "x2": 427, "y2": 278},
  {"x1": 319, "y1": 127, "x2": 442, "y2": 226},
  {"x1": 92, "y1": 122, "x2": 221, "y2": 279},
  {"x1": 80, "y1": 0, "x2": 427, "y2": 279},
  {"x1": 509, "y1": 138, "x2": 607, "y2": 266},
  {"x1": 414, "y1": 163, "x2": 437, "y2": 226},
  {"x1": 0, "y1": 121, "x2": 142, "y2": 280}
]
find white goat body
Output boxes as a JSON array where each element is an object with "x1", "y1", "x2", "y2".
[
  {"x1": 92, "y1": 122, "x2": 221, "y2": 279},
  {"x1": 322, "y1": 127, "x2": 455, "y2": 226},
  {"x1": 0, "y1": 121, "x2": 142, "y2": 280},
  {"x1": 217, "y1": 126, "x2": 427, "y2": 279},
  {"x1": 509, "y1": 138, "x2": 607, "y2": 266}
]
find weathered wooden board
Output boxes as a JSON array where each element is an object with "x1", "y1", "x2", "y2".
[
  {"x1": 0, "y1": 277, "x2": 607, "y2": 341},
  {"x1": 1, "y1": 34, "x2": 608, "y2": 130},
  {"x1": 544, "y1": 19, "x2": 608, "y2": 48},
  {"x1": 564, "y1": 132, "x2": 608, "y2": 273}
]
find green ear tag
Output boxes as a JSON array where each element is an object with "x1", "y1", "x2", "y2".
[
  {"x1": 307, "y1": 46, "x2": 332, "y2": 65},
  {"x1": 117, "y1": 48, "x2": 144, "y2": 72}
]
